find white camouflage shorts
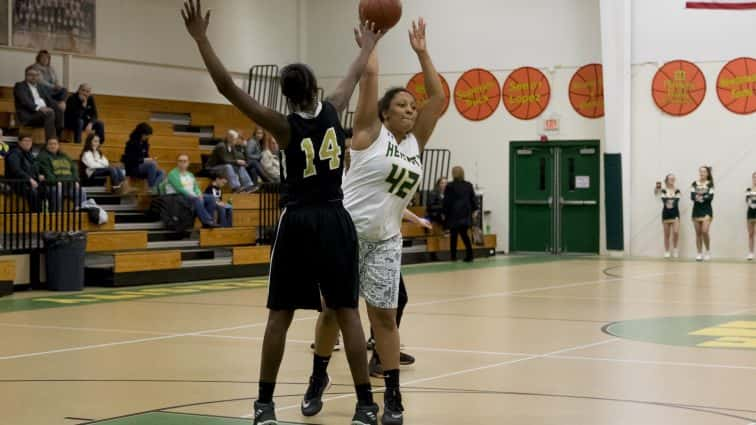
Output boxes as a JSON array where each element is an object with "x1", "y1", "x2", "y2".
[{"x1": 358, "y1": 235, "x2": 403, "y2": 309}]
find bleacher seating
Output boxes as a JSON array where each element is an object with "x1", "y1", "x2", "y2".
[{"x1": 0, "y1": 86, "x2": 497, "y2": 288}]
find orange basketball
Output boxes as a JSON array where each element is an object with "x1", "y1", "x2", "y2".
[
  {"x1": 717, "y1": 57, "x2": 756, "y2": 115},
  {"x1": 359, "y1": 0, "x2": 402, "y2": 32},
  {"x1": 454, "y1": 68, "x2": 500, "y2": 121},
  {"x1": 652, "y1": 60, "x2": 706, "y2": 117},
  {"x1": 502, "y1": 67, "x2": 551, "y2": 120},
  {"x1": 406, "y1": 72, "x2": 451, "y2": 116},
  {"x1": 569, "y1": 64, "x2": 604, "y2": 119}
]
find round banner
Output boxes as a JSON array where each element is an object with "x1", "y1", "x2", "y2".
[
  {"x1": 569, "y1": 64, "x2": 605, "y2": 118},
  {"x1": 716, "y1": 57, "x2": 756, "y2": 115},
  {"x1": 406, "y1": 72, "x2": 451, "y2": 116},
  {"x1": 502, "y1": 67, "x2": 551, "y2": 120},
  {"x1": 652, "y1": 60, "x2": 707, "y2": 116},
  {"x1": 454, "y1": 68, "x2": 501, "y2": 121}
]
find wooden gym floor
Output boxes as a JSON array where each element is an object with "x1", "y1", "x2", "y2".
[{"x1": 1, "y1": 255, "x2": 755, "y2": 425}]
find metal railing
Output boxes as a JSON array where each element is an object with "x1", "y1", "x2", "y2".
[
  {"x1": 418, "y1": 149, "x2": 451, "y2": 206},
  {"x1": 256, "y1": 182, "x2": 281, "y2": 245},
  {"x1": 1, "y1": 179, "x2": 84, "y2": 253}
]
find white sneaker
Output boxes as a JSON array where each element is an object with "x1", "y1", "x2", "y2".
[
  {"x1": 696, "y1": 254, "x2": 703, "y2": 262},
  {"x1": 664, "y1": 252, "x2": 671, "y2": 259},
  {"x1": 672, "y1": 249, "x2": 680, "y2": 258},
  {"x1": 748, "y1": 253, "x2": 754, "y2": 261},
  {"x1": 704, "y1": 252, "x2": 712, "y2": 261}
]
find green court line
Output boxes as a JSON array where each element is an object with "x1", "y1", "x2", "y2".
[
  {"x1": 90, "y1": 411, "x2": 306, "y2": 425},
  {"x1": 0, "y1": 255, "x2": 564, "y2": 314}
]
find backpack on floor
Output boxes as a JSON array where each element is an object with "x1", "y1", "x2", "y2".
[{"x1": 148, "y1": 195, "x2": 195, "y2": 233}]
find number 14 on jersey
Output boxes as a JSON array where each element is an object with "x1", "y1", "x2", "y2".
[{"x1": 301, "y1": 127, "x2": 342, "y2": 178}]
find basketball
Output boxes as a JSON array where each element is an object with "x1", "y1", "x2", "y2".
[
  {"x1": 717, "y1": 57, "x2": 756, "y2": 115},
  {"x1": 454, "y1": 68, "x2": 501, "y2": 121},
  {"x1": 652, "y1": 60, "x2": 706, "y2": 117},
  {"x1": 569, "y1": 63, "x2": 605, "y2": 118},
  {"x1": 502, "y1": 67, "x2": 551, "y2": 120},
  {"x1": 359, "y1": 0, "x2": 402, "y2": 32}
]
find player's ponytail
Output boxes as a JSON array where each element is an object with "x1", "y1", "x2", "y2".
[{"x1": 280, "y1": 64, "x2": 318, "y2": 112}]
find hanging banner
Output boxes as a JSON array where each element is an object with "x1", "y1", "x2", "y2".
[
  {"x1": 652, "y1": 60, "x2": 707, "y2": 116},
  {"x1": 406, "y1": 72, "x2": 451, "y2": 116},
  {"x1": 502, "y1": 67, "x2": 551, "y2": 120},
  {"x1": 454, "y1": 68, "x2": 501, "y2": 121},
  {"x1": 569, "y1": 64, "x2": 605, "y2": 118},
  {"x1": 716, "y1": 57, "x2": 756, "y2": 115}
]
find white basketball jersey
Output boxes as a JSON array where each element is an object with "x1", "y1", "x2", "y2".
[{"x1": 343, "y1": 125, "x2": 423, "y2": 242}]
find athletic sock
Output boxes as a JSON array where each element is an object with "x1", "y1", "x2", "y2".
[
  {"x1": 355, "y1": 383, "x2": 374, "y2": 406},
  {"x1": 258, "y1": 381, "x2": 276, "y2": 404},
  {"x1": 384, "y1": 369, "x2": 400, "y2": 397},
  {"x1": 312, "y1": 354, "x2": 331, "y2": 380}
]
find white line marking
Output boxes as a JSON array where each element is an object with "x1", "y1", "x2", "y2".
[
  {"x1": 0, "y1": 316, "x2": 318, "y2": 361},
  {"x1": 262, "y1": 338, "x2": 620, "y2": 416}
]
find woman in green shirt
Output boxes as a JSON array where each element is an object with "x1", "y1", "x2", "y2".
[
  {"x1": 691, "y1": 166, "x2": 714, "y2": 262},
  {"x1": 162, "y1": 154, "x2": 219, "y2": 228}
]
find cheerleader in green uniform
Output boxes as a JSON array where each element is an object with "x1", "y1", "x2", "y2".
[
  {"x1": 655, "y1": 174, "x2": 681, "y2": 258},
  {"x1": 747, "y1": 172, "x2": 756, "y2": 261},
  {"x1": 691, "y1": 166, "x2": 714, "y2": 262}
]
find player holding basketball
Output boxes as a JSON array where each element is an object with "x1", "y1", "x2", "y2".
[
  {"x1": 181, "y1": 1, "x2": 384, "y2": 424},
  {"x1": 303, "y1": 18, "x2": 445, "y2": 425},
  {"x1": 691, "y1": 166, "x2": 714, "y2": 262},
  {"x1": 655, "y1": 174, "x2": 681, "y2": 258},
  {"x1": 746, "y1": 172, "x2": 756, "y2": 261}
]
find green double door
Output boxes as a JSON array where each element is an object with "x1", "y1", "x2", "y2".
[{"x1": 509, "y1": 141, "x2": 600, "y2": 254}]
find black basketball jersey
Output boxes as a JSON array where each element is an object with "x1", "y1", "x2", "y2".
[{"x1": 281, "y1": 101, "x2": 346, "y2": 206}]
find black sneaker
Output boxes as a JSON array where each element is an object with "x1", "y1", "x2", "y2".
[
  {"x1": 399, "y1": 351, "x2": 415, "y2": 366},
  {"x1": 351, "y1": 402, "x2": 379, "y2": 425},
  {"x1": 301, "y1": 374, "x2": 331, "y2": 417},
  {"x1": 368, "y1": 353, "x2": 384, "y2": 378},
  {"x1": 366, "y1": 337, "x2": 376, "y2": 351},
  {"x1": 382, "y1": 390, "x2": 405, "y2": 425},
  {"x1": 252, "y1": 401, "x2": 277, "y2": 425}
]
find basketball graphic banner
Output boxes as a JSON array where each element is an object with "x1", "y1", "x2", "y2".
[
  {"x1": 454, "y1": 68, "x2": 501, "y2": 121},
  {"x1": 406, "y1": 72, "x2": 451, "y2": 116},
  {"x1": 569, "y1": 64, "x2": 605, "y2": 118},
  {"x1": 652, "y1": 60, "x2": 706, "y2": 117},
  {"x1": 502, "y1": 67, "x2": 551, "y2": 120},
  {"x1": 716, "y1": 57, "x2": 756, "y2": 115},
  {"x1": 686, "y1": 1, "x2": 756, "y2": 9}
]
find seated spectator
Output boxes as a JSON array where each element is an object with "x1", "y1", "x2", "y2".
[
  {"x1": 36, "y1": 138, "x2": 87, "y2": 209},
  {"x1": 204, "y1": 171, "x2": 233, "y2": 227},
  {"x1": 31, "y1": 50, "x2": 68, "y2": 109},
  {"x1": 245, "y1": 127, "x2": 268, "y2": 183},
  {"x1": 122, "y1": 123, "x2": 165, "y2": 192},
  {"x1": 4, "y1": 133, "x2": 42, "y2": 211},
  {"x1": 206, "y1": 130, "x2": 254, "y2": 192},
  {"x1": 80, "y1": 133, "x2": 128, "y2": 193},
  {"x1": 160, "y1": 154, "x2": 219, "y2": 228},
  {"x1": 0, "y1": 129, "x2": 9, "y2": 157},
  {"x1": 427, "y1": 176, "x2": 447, "y2": 225},
  {"x1": 65, "y1": 83, "x2": 105, "y2": 144},
  {"x1": 261, "y1": 136, "x2": 281, "y2": 183},
  {"x1": 14, "y1": 65, "x2": 63, "y2": 141}
]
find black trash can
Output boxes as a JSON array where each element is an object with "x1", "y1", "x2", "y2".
[{"x1": 44, "y1": 231, "x2": 87, "y2": 291}]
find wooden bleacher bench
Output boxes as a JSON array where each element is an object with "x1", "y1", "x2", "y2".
[
  {"x1": 199, "y1": 227, "x2": 256, "y2": 247},
  {"x1": 86, "y1": 231, "x2": 148, "y2": 252},
  {"x1": 0, "y1": 259, "x2": 16, "y2": 296},
  {"x1": 426, "y1": 234, "x2": 497, "y2": 252},
  {"x1": 232, "y1": 246, "x2": 270, "y2": 265},
  {"x1": 114, "y1": 250, "x2": 182, "y2": 273}
]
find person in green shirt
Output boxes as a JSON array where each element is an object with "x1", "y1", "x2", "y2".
[
  {"x1": 36, "y1": 138, "x2": 87, "y2": 209},
  {"x1": 161, "y1": 154, "x2": 219, "y2": 228}
]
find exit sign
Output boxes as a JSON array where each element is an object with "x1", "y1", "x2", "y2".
[{"x1": 544, "y1": 117, "x2": 560, "y2": 132}]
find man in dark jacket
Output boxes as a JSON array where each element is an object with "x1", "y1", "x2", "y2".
[
  {"x1": 205, "y1": 130, "x2": 254, "y2": 192},
  {"x1": 4, "y1": 134, "x2": 42, "y2": 211},
  {"x1": 64, "y1": 83, "x2": 105, "y2": 144},
  {"x1": 36, "y1": 138, "x2": 87, "y2": 209},
  {"x1": 443, "y1": 166, "x2": 479, "y2": 262},
  {"x1": 13, "y1": 66, "x2": 63, "y2": 140}
]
